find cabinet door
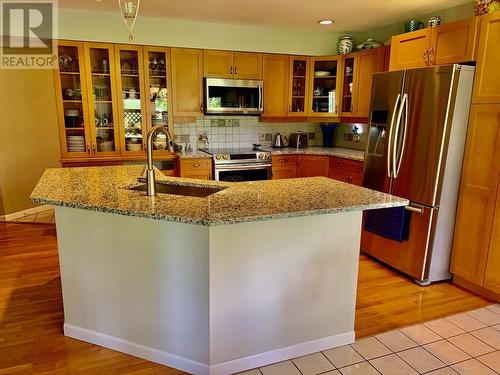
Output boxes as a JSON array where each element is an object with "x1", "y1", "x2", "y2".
[
  {"x1": 171, "y1": 48, "x2": 204, "y2": 116},
  {"x1": 296, "y1": 155, "x2": 329, "y2": 177},
  {"x1": 309, "y1": 56, "x2": 341, "y2": 117},
  {"x1": 55, "y1": 41, "x2": 92, "y2": 158},
  {"x1": 484, "y1": 182, "x2": 500, "y2": 294},
  {"x1": 272, "y1": 155, "x2": 298, "y2": 179},
  {"x1": 352, "y1": 48, "x2": 384, "y2": 118},
  {"x1": 233, "y1": 52, "x2": 263, "y2": 79},
  {"x1": 389, "y1": 28, "x2": 431, "y2": 71},
  {"x1": 289, "y1": 57, "x2": 310, "y2": 116},
  {"x1": 340, "y1": 54, "x2": 355, "y2": 116},
  {"x1": 473, "y1": 12, "x2": 500, "y2": 104},
  {"x1": 115, "y1": 45, "x2": 147, "y2": 155},
  {"x1": 203, "y1": 50, "x2": 233, "y2": 78},
  {"x1": 143, "y1": 47, "x2": 173, "y2": 156},
  {"x1": 262, "y1": 54, "x2": 289, "y2": 117},
  {"x1": 431, "y1": 17, "x2": 479, "y2": 65},
  {"x1": 451, "y1": 104, "x2": 500, "y2": 285},
  {"x1": 83, "y1": 43, "x2": 122, "y2": 157}
]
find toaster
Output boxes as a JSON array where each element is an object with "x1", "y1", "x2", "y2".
[{"x1": 289, "y1": 131, "x2": 308, "y2": 148}]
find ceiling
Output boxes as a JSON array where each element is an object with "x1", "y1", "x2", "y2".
[{"x1": 58, "y1": 0, "x2": 471, "y2": 32}]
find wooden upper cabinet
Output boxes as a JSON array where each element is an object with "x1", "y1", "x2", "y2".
[
  {"x1": 389, "y1": 28, "x2": 431, "y2": 71},
  {"x1": 352, "y1": 48, "x2": 384, "y2": 117},
  {"x1": 389, "y1": 17, "x2": 479, "y2": 71},
  {"x1": 203, "y1": 50, "x2": 233, "y2": 78},
  {"x1": 473, "y1": 12, "x2": 500, "y2": 103},
  {"x1": 233, "y1": 52, "x2": 262, "y2": 79},
  {"x1": 289, "y1": 57, "x2": 310, "y2": 116},
  {"x1": 171, "y1": 48, "x2": 203, "y2": 116},
  {"x1": 484, "y1": 182, "x2": 500, "y2": 294},
  {"x1": 203, "y1": 50, "x2": 262, "y2": 79},
  {"x1": 451, "y1": 104, "x2": 500, "y2": 285},
  {"x1": 262, "y1": 54, "x2": 289, "y2": 117},
  {"x1": 431, "y1": 17, "x2": 478, "y2": 65},
  {"x1": 309, "y1": 55, "x2": 341, "y2": 117}
]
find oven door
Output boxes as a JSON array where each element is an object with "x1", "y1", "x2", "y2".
[{"x1": 215, "y1": 163, "x2": 271, "y2": 182}]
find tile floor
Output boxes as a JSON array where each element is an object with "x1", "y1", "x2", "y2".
[
  {"x1": 10, "y1": 207, "x2": 55, "y2": 224},
  {"x1": 238, "y1": 305, "x2": 500, "y2": 375}
]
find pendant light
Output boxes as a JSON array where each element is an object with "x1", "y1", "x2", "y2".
[{"x1": 118, "y1": 0, "x2": 141, "y2": 41}]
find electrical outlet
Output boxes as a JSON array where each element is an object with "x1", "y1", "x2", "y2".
[
  {"x1": 308, "y1": 132, "x2": 315, "y2": 140},
  {"x1": 265, "y1": 133, "x2": 273, "y2": 141},
  {"x1": 259, "y1": 133, "x2": 266, "y2": 141},
  {"x1": 344, "y1": 133, "x2": 354, "y2": 141}
]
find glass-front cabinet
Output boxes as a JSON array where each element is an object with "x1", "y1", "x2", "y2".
[
  {"x1": 55, "y1": 41, "x2": 91, "y2": 158},
  {"x1": 115, "y1": 45, "x2": 147, "y2": 155},
  {"x1": 340, "y1": 55, "x2": 355, "y2": 116},
  {"x1": 143, "y1": 47, "x2": 172, "y2": 154},
  {"x1": 83, "y1": 43, "x2": 120, "y2": 157},
  {"x1": 309, "y1": 56, "x2": 341, "y2": 117},
  {"x1": 288, "y1": 57, "x2": 310, "y2": 115}
]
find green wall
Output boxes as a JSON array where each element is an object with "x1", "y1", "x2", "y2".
[
  {"x1": 58, "y1": 9, "x2": 342, "y2": 56},
  {"x1": 354, "y1": 2, "x2": 474, "y2": 44}
]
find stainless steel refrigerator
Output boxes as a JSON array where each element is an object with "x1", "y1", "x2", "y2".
[{"x1": 361, "y1": 64, "x2": 475, "y2": 285}]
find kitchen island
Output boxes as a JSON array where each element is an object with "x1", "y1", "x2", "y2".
[{"x1": 31, "y1": 166, "x2": 407, "y2": 375}]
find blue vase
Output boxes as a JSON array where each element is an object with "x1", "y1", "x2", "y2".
[{"x1": 320, "y1": 124, "x2": 337, "y2": 148}]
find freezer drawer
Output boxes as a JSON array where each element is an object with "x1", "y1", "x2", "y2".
[{"x1": 360, "y1": 205, "x2": 437, "y2": 282}]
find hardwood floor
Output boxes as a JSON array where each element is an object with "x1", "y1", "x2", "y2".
[{"x1": 0, "y1": 222, "x2": 491, "y2": 373}]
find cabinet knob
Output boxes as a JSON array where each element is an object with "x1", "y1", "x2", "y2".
[
  {"x1": 280, "y1": 159, "x2": 286, "y2": 163},
  {"x1": 423, "y1": 49, "x2": 429, "y2": 64},
  {"x1": 86, "y1": 143, "x2": 91, "y2": 155},
  {"x1": 200, "y1": 103, "x2": 204, "y2": 113},
  {"x1": 193, "y1": 163, "x2": 200, "y2": 167},
  {"x1": 230, "y1": 66, "x2": 233, "y2": 75},
  {"x1": 92, "y1": 144, "x2": 96, "y2": 153},
  {"x1": 235, "y1": 67, "x2": 238, "y2": 75}
]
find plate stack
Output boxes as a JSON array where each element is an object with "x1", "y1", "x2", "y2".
[{"x1": 67, "y1": 135, "x2": 86, "y2": 152}]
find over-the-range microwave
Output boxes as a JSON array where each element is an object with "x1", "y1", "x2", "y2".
[{"x1": 204, "y1": 78, "x2": 263, "y2": 115}]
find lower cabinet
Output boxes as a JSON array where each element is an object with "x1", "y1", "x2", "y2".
[
  {"x1": 272, "y1": 154, "x2": 364, "y2": 183},
  {"x1": 297, "y1": 155, "x2": 330, "y2": 177},
  {"x1": 177, "y1": 158, "x2": 213, "y2": 180},
  {"x1": 329, "y1": 156, "x2": 364, "y2": 186}
]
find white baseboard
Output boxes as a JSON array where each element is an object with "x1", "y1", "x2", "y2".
[
  {"x1": 0, "y1": 204, "x2": 51, "y2": 222},
  {"x1": 64, "y1": 323, "x2": 354, "y2": 375},
  {"x1": 64, "y1": 324, "x2": 210, "y2": 375},
  {"x1": 211, "y1": 331, "x2": 355, "y2": 375}
]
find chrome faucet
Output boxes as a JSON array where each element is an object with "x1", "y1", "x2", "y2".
[{"x1": 146, "y1": 125, "x2": 174, "y2": 196}]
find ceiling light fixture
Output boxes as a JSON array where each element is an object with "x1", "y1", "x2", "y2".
[
  {"x1": 118, "y1": 0, "x2": 141, "y2": 41},
  {"x1": 319, "y1": 20, "x2": 334, "y2": 25}
]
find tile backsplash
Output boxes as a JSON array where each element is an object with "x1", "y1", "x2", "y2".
[
  {"x1": 173, "y1": 116, "x2": 322, "y2": 150},
  {"x1": 173, "y1": 116, "x2": 368, "y2": 151}
]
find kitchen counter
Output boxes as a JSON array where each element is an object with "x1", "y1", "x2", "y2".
[
  {"x1": 31, "y1": 165, "x2": 407, "y2": 375},
  {"x1": 175, "y1": 149, "x2": 212, "y2": 159},
  {"x1": 268, "y1": 147, "x2": 365, "y2": 162},
  {"x1": 31, "y1": 165, "x2": 406, "y2": 226}
]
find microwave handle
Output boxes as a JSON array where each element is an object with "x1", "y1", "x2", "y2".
[{"x1": 259, "y1": 84, "x2": 263, "y2": 111}]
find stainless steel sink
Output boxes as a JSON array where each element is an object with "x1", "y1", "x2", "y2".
[{"x1": 130, "y1": 183, "x2": 226, "y2": 197}]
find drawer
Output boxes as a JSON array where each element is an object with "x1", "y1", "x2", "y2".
[
  {"x1": 272, "y1": 155, "x2": 298, "y2": 169},
  {"x1": 180, "y1": 158, "x2": 212, "y2": 171},
  {"x1": 330, "y1": 156, "x2": 364, "y2": 174},
  {"x1": 272, "y1": 166, "x2": 297, "y2": 179}
]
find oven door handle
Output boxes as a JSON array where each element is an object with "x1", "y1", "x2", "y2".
[{"x1": 215, "y1": 164, "x2": 271, "y2": 171}]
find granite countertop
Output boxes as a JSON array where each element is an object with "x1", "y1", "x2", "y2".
[
  {"x1": 175, "y1": 150, "x2": 212, "y2": 159},
  {"x1": 269, "y1": 147, "x2": 365, "y2": 162},
  {"x1": 31, "y1": 166, "x2": 407, "y2": 226}
]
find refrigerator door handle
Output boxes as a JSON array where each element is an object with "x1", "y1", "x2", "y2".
[
  {"x1": 387, "y1": 94, "x2": 401, "y2": 178},
  {"x1": 392, "y1": 93, "x2": 406, "y2": 178},
  {"x1": 395, "y1": 93, "x2": 409, "y2": 178}
]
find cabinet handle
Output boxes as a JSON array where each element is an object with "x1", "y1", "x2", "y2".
[
  {"x1": 297, "y1": 157, "x2": 301, "y2": 164},
  {"x1": 200, "y1": 103, "x2": 204, "y2": 113},
  {"x1": 230, "y1": 66, "x2": 233, "y2": 75},
  {"x1": 86, "y1": 143, "x2": 91, "y2": 155},
  {"x1": 235, "y1": 67, "x2": 238, "y2": 75},
  {"x1": 347, "y1": 175, "x2": 353, "y2": 183},
  {"x1": 289, "y1": 105, "x2": 292, "y2": 113},
  {"x1": 428, "y1": 48, "x2": 434, "y2": 65},
  {"x1": 144, "y1": 144, "x2": 147, "y2": 152},
  {"x1": 192, "y1": 163, "x2": 200, "y2": 167},
  {"x1": 337, "y1": 163, "x2": 344, "y2": 167},
  {"x1": 280, "y1": 159, "x2": 287, "y2": 163},
  {"x1": 92, "y1": 144, "x2": 96, "y2": 154}
]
